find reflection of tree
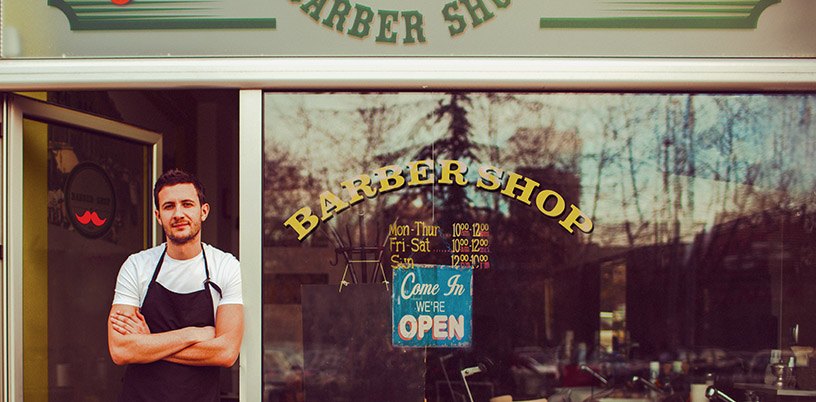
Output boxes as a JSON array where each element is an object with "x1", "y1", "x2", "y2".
[
  {"x1": 264, "y1": 93, "x2": 816, "y2": 250},
  {"x1": 581, "y1": 95, "x2": 816, "y2": 247},
  {"x1": 263, "y1": 144, "x2": 320, "y2": 246},
  {"x1": 710, "y1": 97, "x2": 755, "y2": 214},
  {"x1": 686, "y1": 96, "x2": 816, "y2": 222},
  {"x1": 581, "y1": 96, "x2": 657, "y2": 246},
  {"x1": 264, "y1": 95, "x2": 418, "y2": 247},
  {"x1": 656, "y1": 95, "x2": 697, "y2": 244},
  {"x1": 490, "y1": 124, "x2": 584, "y2": 261},
  {"x1": 759, "y1": 96, "x2": 815, "y2": 204},
  {"x1": 506, "y1": 125, "x2": 580, "y2": 173},
  {"x1": 413, "y1": 93, "x2": 481, "y2": 226},
  {"x1": 471, "y1": 94, "x2": 568, "y2": 235}
]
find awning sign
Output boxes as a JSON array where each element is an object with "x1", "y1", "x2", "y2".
[
  {"x1": 393, "y1": 264, "x2": 472, "y2": 348},
  {"x1": 3, "y1": 0, "x2": 812, "y2": 58}
]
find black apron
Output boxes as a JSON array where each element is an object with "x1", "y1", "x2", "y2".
[{"x1": 119, "y1": 245, "x2": 221, "y2": 402}]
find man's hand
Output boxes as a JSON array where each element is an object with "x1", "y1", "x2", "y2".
[
  {"x1": 162, "y1": 304, "x2": 244, "y2": 367},
  {"x1": 107, "y1": 304, "x2": 216, "y2": 366},
  {"x1": 110, "y1": 310, "x2": 151, "y2": 336}
]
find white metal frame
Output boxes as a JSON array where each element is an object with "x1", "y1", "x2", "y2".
[
  {"x1": 1, "y1": 94, "x2": 162, "y2": 402},
  {"x1": 1, "y1": 95, "x2": 8, "y2": 402},
  {"x1": 0, "y1": 58, "x2": 814, "y2": 92},
  {"x1": 239, "y1": 89, "x2": 263, "y2": 402}
]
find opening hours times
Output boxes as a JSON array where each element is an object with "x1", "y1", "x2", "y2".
[{"x1": 388, "y1": 221, "x2": 490, "y2": 270}]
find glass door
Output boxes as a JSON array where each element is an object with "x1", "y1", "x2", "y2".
[{"x1": 3, "y1": 94, "x2": 162, "y2": 402}]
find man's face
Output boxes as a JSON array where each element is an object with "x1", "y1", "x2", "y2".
[{"x1": 155, "y1": 183, "x2": 209, "y2": 245}]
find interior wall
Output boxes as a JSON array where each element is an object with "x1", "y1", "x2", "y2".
[{"x1": 56, "y1": 90, "x2": 241, "y2": 256}]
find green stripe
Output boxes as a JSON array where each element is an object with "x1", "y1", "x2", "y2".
[
  {"x1": 76, "y1": 7, "x2": 212, "y2": 13},
  {"x1": 66, "y1": 0, "x2": 212, "y2": 4},
  {"x1": 541, "y1": 0, "x2": 778, "y2": 29},
  {"x1": 609, "y1": 1, "x2": 759, "y2": 5},
  {"x1": 540, "y1": 16, "x2": 754, "y2": 29},
  {"x1": 69, "y1": 17, "x2": 277, "y2": 30},
  {"x1": 78, "y1": 14, "x2": 210, "y2": 19},
  {"x1": 613, "y1": 8, "x2": 754, "y2": 12},
  {"x1": 50, "y1": 0, "x2": 276, "y2": 30}
]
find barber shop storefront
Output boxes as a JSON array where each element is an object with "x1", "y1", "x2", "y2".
[{"x1": 1, "y1": 1, "x2": 815, "y2": 402}]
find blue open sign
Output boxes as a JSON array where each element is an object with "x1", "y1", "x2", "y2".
[{"x1": 392, "y1": 264, "x2": 472, "y2": 348}]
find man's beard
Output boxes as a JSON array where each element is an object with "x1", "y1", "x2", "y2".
[{"x1": 165, "y1": 220, "x2": 201, "y2": 245}]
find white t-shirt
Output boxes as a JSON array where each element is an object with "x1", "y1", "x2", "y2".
[{"x1": 112, "y1": 243, "x2": 242, "y2": 319}]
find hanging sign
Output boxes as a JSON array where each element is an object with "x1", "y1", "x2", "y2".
[{"x1": 392, "y1": 264, "x2": 472, "y2": 348}]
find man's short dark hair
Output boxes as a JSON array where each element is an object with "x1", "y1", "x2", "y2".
[{"x1": 153, "y1": 169, "x2": 207, "y2": 209}]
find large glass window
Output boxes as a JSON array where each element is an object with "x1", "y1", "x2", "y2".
[{"x1": 262, "y1": 93, "x2": 816, "y2": 402}]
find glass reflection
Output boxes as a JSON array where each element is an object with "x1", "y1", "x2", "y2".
[{"x1": 263, "y1": 93, "x2": 816, "y2": 402}]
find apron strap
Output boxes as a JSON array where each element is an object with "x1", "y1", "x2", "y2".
[
  {"x1": 147, "y1": 247, "x2": 168, "y2": 290},
  {"x1": 202, "y1": 244, "x2": 223, "y2": 299},
  {"x1": 148, "y1": 244, "x2": 222, "y2": 300}
]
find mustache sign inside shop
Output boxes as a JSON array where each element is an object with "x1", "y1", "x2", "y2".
[{"x1": 75, "y1": 210, "x2": 108, "y2": 226}]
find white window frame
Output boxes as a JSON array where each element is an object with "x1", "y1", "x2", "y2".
[
  {"x1": 239, "y1": 89, "x2": 263, "y2": 402},
  {"x1": 0, "y1": 58, "x2": 814, "y2": 92}
]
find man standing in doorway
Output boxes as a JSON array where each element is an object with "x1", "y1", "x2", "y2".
[{"x1": 107, "y1": 169, "x2": 243, "y2": 402}]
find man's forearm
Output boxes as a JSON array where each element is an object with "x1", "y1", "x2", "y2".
[
  {"x1": 162, "y1": 334, "x2": 240, "y2": 367},
  {"x1": 163, "y1": 304, "x2": 244, "y2": 367},
  {"x1": 109, "y1": 304, "x2": 243, "y2": 367},
  {"x1": 110, "y1": 326, "x2": 213, "y2": 365}
]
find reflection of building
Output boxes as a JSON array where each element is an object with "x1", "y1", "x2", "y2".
[
  {"x1": 572, "y1": 207, "x2": 815, "y2": 363},
  {"x1": 506, "y1": 166, "x2": 583, "y2": 270},
  {"x1": 691, "y1": 209, "x2": 816, "y2": 352},
  {"x1": 475, "y1": 166, "x2": 587, "y2": 349}
]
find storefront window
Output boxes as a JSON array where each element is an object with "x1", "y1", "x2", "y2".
[{"x1": 262, "y1": 93, "x2": 816, "y2": 402}]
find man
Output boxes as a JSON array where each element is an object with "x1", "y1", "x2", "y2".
[{"x1": 108, "y1": 169, "x2": 243, "y2": 402}]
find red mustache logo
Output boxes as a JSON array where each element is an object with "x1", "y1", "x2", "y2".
[{"x1": 75, "y1": 210, "x2": 108, "y2": 227}]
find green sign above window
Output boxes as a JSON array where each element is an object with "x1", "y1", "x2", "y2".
[{"x1": 1, "y1": 0, "x2": 810, "y2": 58}]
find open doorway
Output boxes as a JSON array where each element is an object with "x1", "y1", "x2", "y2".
[{"x1": 4, "y1": 90, "x2": 240, "y2": 402}]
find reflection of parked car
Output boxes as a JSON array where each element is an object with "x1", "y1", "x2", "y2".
[
  {"x1": 511, "y1": 347, "x2": 560, "y2": 398},
  {"x1": 264, "y1": 349, "x2": 303, "y2": 402},
  {"x1": 302, "y1": 348, "x2": 351, "y2": 395},
  {"x1": 686, "y1": 348, "x2": 746, "y2": 375}
]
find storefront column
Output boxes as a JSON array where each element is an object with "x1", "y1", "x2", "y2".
[
  {"x1": 5, "y1": 95, "x2": 24, "y2": 402},
  {"x1": 239, "y1": 89, "x2": 263, "y2": 402}
]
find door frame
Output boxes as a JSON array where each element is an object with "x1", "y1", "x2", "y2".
[{"x1": 1, "y1": 93, "x2": 162, "y2": 401}]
